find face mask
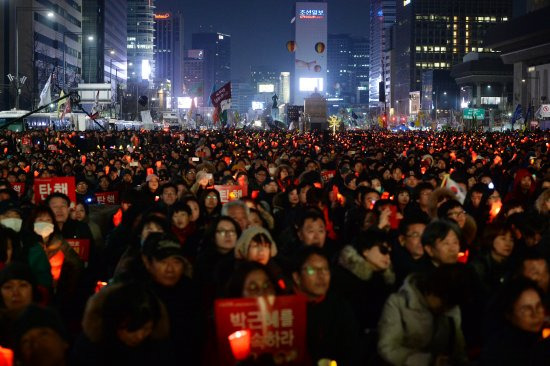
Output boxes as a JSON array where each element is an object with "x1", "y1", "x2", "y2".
[
  {"x1": 374, "y1": 186, "x2": 383, "y2": 193},
  {"x1": 1, "y1": 218, "x2": 22, "y2": 232},
  {"x1": 268, "y1": 167, "x2": 277, "y2": 176},
  {"x1": 34, "y1": 222, "x2": 55, "y2": 238},
  {"x1": 245, "y1": 165, "x2": 251, "y2": 171}
]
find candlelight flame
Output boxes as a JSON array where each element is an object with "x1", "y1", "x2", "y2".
[{"x1": 489, "y1": 201, "x2": 502, "y2": 222}]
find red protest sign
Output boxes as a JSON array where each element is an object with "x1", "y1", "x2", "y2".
[
  {"x1": 214, "y1": 295, "x2": 307, "y2": 365},
  {"x1": 321, "y1": 170, "x2": 336, "y2": 182},
  {"x1": 9, "y1": 182, "x2": 25, "y2": 197},
  {"x1": 95, "y1": 191, "x2": 119, "y2": 205},
  {"x1": 34, "y1": 177, "x2": 76, "y2": 204},
  {"x1": 214, "y1": 185, "x2": 248, "y2": 203},
  {"x1": 66, "y1": 238, "x2": 90, "y2": 263}
]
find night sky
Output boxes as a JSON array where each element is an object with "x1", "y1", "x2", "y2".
[{"x1": 156, "y1": 0, "x2": 370, "y2": 81}]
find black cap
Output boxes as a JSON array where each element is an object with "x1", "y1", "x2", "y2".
[
  {"x1": 0, "y1": 200, "x2": 21, "y2": 216},
  {"x1": 141, "y1": 233, "x2": 185, "y2": 261}
]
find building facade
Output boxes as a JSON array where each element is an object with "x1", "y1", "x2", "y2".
[
  {"x1": 351, "y1": 36, "x2": 370, "y2": 105},
  {"x1": 2, "y1": 0, "x2": 83, "y2": 110},
  {"x1": 327, "y1": 34, "x2": 353, "y2": 99},
  {"x1": 191, "y1": 32, "x2": 231, "y2": 105},
  {"x1": 82, "y1": 0, "x2": 127, "y2": 86},
  {"x1": 280, "y1": 72, "x2": 291, "y2": 104},
  {"x1": 153, "y1": 12, "x2": 184, "y2": 98},
  {"x1": 292, "y1": 2, "x2": 328, "y2": 105},
  {"x1": 127, "y1": 0, "x2": 155, "y2": 85},
  {"x1": 369, "y1": 0, "x2": 396, "y2": 109},
  {"x1": 393, "y1": 0, "x2": 513, "y2": 115}
]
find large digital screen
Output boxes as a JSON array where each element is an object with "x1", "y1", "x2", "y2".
[
  {"x1": 251, "y1": 101, "x2": 264, "y2": 110},
  {"x1": 177, "y1": 97, "x2": 198, "y2": 109},
  {"x1": 258, "y1": 84, "x2": 275, "y2": 93},
  {"x1": 299, "y1": 78, "x2": 324, "y2": 92},
  {"x1": 141, "y1": 60, "x2": 151, "y2": 80}
]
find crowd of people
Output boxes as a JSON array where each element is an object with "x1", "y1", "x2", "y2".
[{"x1": 0, "y1": 127, "x2": 549, "y2": 365}]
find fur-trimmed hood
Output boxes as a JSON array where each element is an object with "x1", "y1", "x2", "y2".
[
  {"x1": 338, "y1": 245, "x2": 395, "y2": 284},
  {"x1": 428, "y1": 187, "x2": 457, "y2": 218},
  {"x1": 81, "y1": 283, "x2": 170, "y2": 344}
]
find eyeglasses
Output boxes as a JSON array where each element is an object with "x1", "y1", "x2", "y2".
[
  {"x1": 301, "y1": 266, "x2": 330, "y2": 276},
  {"x1": 378, "y1": 245, "x2": 391, "y2": 255},
  {"x1": 447, "y1": 210, "x2": 466, "y2": 218},
  {"x1": 216, "y1": 230, "x2": 237, "y2": 237}
]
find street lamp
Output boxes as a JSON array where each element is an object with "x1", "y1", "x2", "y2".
[
  {"x1": 63, "y1": 32, "x2": 94, "y2": 87},
  {"x1": 14, "y1": 7, "x2": 54, "y2": 109}
]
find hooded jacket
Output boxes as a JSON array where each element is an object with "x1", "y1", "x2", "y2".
[
  {"x1": 234, "y1": 226, "x2": 278, "y2": 260},
  {"x1": 332, "y1": 245, "x2": 396, "y2": 331},
  {"x1": 377, "y1": 274, "x2": 467, "y2": 366},
  {"x1": 505, "y1": 168, "x2": 537, "y2": 204}
]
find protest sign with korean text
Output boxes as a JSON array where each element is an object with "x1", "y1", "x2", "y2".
[
  {"x1": 214, "y1": 185, "x2": 248, "y2": 203},
  {"x1": 95, "y1": 191, "x2": 119, "y2": 205},
  {"x1": 214, "y1": 295, "x2": 306, "y2": 365},
  {"x1": 34, "y1": 177, "x2": 76, "y2": 204},
  {"x1": 10, "y1": 182, "x2": 25, "y2": 197}
]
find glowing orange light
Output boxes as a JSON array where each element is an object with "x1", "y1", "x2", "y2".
[
  {"x1": 154, "y1": 13, "x2": 170, "y2": 19},
  {"x1": 228, "y1": 330, "x2": 251, "y2": 361},
  {"x1": 489, "y1": 201, "x2": 502, "y2": 222}
]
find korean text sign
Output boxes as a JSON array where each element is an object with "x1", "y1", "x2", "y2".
[
  {"x1": 214, "y1": 295, "x2": 306, "y2": 364},
  {"x1": 34, "y1": 177, "x2": 76, "y2": 204},
  {"x1": 214, "y1": 185, "x2": 248, "y2": 203}
]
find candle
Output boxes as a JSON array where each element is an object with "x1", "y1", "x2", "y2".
[
  {"x1": 0, "y1": 346, "x2": 13, "y2": 366},
  {"x1": 228, "y1": 330, "x2": 251, "y2": 361}
]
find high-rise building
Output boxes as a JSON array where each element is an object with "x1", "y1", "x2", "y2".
[
  {"x1": 82, "y1": 0, "x2": 127, "y2": 86},
  {"x1": 231, "y1": 81, "x2": 255, "y2": 114},
  {"x1": 2, "y1": 0, "x2": 83, "y2": 109},
  {"x1": 280, "y1": 72, "x2": 291, "y2": 104},
  {"x1": 154, "y1": 12, "x2": 184, "y2": 98},
  {"x1": 250, "y1": 66, "x2": 279, "y2": 86},
  {"x1": 191, "y1": 32, "x2": 231, "y2": 104},
  {"x1": 127, "y1": 0, "x2": 155, "y2": 85},
  {"x1": 327, "y1": 34, "x2": 353, "y2": 98},
  {"x1": 351, "y1": 36, "x2": 370, "y2": 105},
  {"x1": 183, "y1": 49, "x2": 204, "y2": 105},
  {"x1": 292, "y1": 2, "x2": 328, "y2": 105},
  {"x1": 369, "y1": 0, "x2": 396, "y2": 109},
  {"x1": 393, "y1": 0, "x2": 513, "y2": 115}
]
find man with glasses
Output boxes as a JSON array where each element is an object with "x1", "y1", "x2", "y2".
[
  {"x1": 292, "y1": 247, "x2": 360, "y2": 366},
  {"x1": 393, "y1": 217, "x2": 431, "y2": 285}
]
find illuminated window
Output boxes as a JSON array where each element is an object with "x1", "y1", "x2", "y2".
[
  {"x1": 441, "y1": 47, "x2": 446, "y2": 51},
  {"x1": 435, "y1": 62, "x2": 440, "y2": 67},
  {"x1": 503, "y1": 17, "x2": 508, "y2": 21},
  {"x1": 416, "y1": 46, "x2": 421, "y2": 51},
  {"x1": 435, "y1": 46, "x2": 440, "y2": 51},
  {"x1": 478, "y1": 47, "x2": 483, "y2": 52}
]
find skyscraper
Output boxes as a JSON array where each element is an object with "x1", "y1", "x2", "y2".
[
  {"x1": 351, "y1": 36, "x2": 370, "y2": 105},
  {"x1": 280, "y1": 72, "x2": 291, "y2": 104},
  {"x1": 183, "y1": 49, "x2": 204, "y2": 105},
  {"x1": 369, "y1": 0, "x2": 396, "y2": 109},
  {"x1": 393, "y1": 0, "x2": 513, "y2": 115},
  {"x1": 82, "y1": 0, "x2": 128, "y2": 85},
  {"x1": 2, "y1": 0, "x2": 83, "y2": 109},
  {"x1": 154, "y1": 12, "x2": 184, "y2": 99},
  {"x1": 127, "y1": 0, "x2": 155, "y2": 85},
  {"x1": 327, "y1": 34, "x2": 353, "y2": 99},
  {"x1": 292, "y1": 2, "x2": 328, "y2": 105},
  {"x1": 191, "y1": 32, "x2": 231, "y2": 104}
]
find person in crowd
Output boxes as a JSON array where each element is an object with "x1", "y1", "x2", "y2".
[
  {"x1": 479, "y1": 278, "x2": 546, "y2": 366},
  {"x1": 72, "y1": 282, "x2": 175, "y2": 365},
  {"x1": 437, "y1": 199, "x2": 477, "y2": 249},
  {"x1": 332, "y1": 229, "x2": 396, "y2": 362},
  {"x1": 221, "y1": 200, "x2": 250, "y2": 231},
  {"x1": 224, "y1": 261, "x2": 279, "y2": 298},
  {"x1": 392, "y1": 216, "x2": 430, "y2": 285},
  {"x1": 198, "y1": 188, "x2": 222, "y2": 227},
  {"x1": 516, "y1": 249, "x2": 550, "y2": 305},
  {"x1": 469, "y1": 222, "x2": 516, "y2": 298},
  {"x1": 292, "y1": 246, "x2": 360, "y2": 366},
  {"x1": 11, "y1": 305, "x2": 71, "y2": 366},
  {"x1": 421, "y1": 219, "x2": 462, "y2": 268},
  {"x1": 71, "y1": 201, "x2": 103, "y2": 253},
  {"x1": 157, "y1": 183, "x2": 179, "y2": 213},
  {"x1": 378, "y1": 264, "x2": 469, "y2": 366}
]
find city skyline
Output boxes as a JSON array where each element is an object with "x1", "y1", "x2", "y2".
[{"x1": 156, "y1": 0, "x2": 370, "y2": 81}]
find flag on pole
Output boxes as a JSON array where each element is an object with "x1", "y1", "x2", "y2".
[
  {"x1": 60, "y1": 97, "x2": 71, "y2": 121},
  {"x1": 57, "y1": 90, "x2": 65, "y2": 118},
  {"x1": 441, "y1": 174, "x2": 466, "y2": 204},
  {"x1": 210, "y1": 82, "x2": 232, "y2": 126},
  {"x1": 39, "y1": 75, "x2": 52, "y2": 107}
]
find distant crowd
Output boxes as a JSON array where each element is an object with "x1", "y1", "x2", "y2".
[{"x1": 0, "y1": 128, "x2": 549, "y2": 365}]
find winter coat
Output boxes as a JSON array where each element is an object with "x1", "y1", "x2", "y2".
[
  {"x1": 72, "y1": 283, "x2": 175, "y2": 366},
  {"x1": 479, "y1": 322, "x2": 542, "y2": 366},
  {"x1": 332, "y1": 245, "x2": 396, "y2": 331},
  {"x1": 377, "y1": 274, "x2": 468, "y2": 366}
]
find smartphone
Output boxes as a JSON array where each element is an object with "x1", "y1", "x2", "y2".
[
  {"x1": 130, "y1": 161, "x2": 138, "y2": 167},
  {"x1": 192, "y1": 157, "x2": 200, "y2": 162},
  {"x1": 206, "y1": 173, "x2": 213, "y2": 180},
  {"x1": 389, "y1": 205, "x2": 401, "y2": 230}
]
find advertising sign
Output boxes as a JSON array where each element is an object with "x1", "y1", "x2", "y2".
[{"x1": 215, "y1": 295, "x2": 307, "y2": 365}]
